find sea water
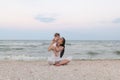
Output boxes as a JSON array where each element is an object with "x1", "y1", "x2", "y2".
[{"x1": 0, "y1": 40, "x2": 120, "y2": 60}]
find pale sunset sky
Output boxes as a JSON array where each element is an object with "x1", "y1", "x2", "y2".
[{"x1": 0, "y1": 0, "x2": 120, "y2": 40}]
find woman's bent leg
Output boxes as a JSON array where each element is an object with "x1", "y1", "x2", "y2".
[{"x1": 55, "y1": 59, "x2": 70, "y2": 66}]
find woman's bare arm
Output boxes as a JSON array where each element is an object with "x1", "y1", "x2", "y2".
[{"x1": 48, "y1": 40, "x2": 56, "y2": 51}]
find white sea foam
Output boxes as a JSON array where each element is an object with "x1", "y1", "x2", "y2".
[{"x1": 0, "y1": 55, "x2": 47, "y2": 61}]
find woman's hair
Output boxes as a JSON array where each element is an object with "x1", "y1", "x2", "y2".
[
  {"x1": 60, "y1": 37, "x2": 65, "y2": 47},
  {"x1": 60, "y1": 37, "x2": 65, "y2": 58}
]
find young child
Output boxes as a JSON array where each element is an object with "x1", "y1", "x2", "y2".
[{"x1": 48, "y1": 33, "x2": 60, "y2": 53}]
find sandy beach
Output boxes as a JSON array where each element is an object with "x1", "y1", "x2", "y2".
[{"x1": 0, "y1": 60, "x2": 120, "y2": 80}]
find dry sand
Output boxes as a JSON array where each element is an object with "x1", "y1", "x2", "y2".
[{"x1": 0, "y1": 60, "x2": 120, "y2": 80}]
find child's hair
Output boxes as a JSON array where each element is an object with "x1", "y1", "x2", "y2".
[{"x1": 54, "y1": 33, "x2": 60, "y2": 37}]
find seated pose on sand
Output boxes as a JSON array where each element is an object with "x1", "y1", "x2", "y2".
[{"x1": 48, "y1": 37, "x2": 72, "y2": 66}]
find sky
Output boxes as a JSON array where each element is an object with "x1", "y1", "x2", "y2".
[{"x1": 0, "y1": 0, "x2": 120, "y2": 40}]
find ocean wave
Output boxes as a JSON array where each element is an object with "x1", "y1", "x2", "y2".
[
  {"x1": 66, "y1": 43, "x2": 72, "y2": 46},
  {"x1": 0, "y1": 55, "x2": 46, "y2": 61},
  {"x1": 74, "y1": 53, "x2": 82, "y2": 55},
  {"x1": 87, "y1": 51, "x2": 99, "y2": 56},
  {"x1": 0, "y1": 48, "x2": 24, "y2": 51},
  {"x1": 0, "y1": 45, "x2": 11, "y2": 47},
  {"x1": 41, "y1": 43, "x2": 49, "y2": 45},
  {"x1": 24, "y1": 45, "x2": 39, "y2": 47}
]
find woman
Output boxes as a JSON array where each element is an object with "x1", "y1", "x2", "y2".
[{"x1": 48, "y1": 37, "x2": 72, "y2": 66}]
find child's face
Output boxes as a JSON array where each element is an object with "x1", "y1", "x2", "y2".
[{"x1": 54, "y1": 36, "x2": 60, "y2": 41}]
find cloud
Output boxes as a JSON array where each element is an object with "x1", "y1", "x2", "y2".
[
  {"x1": 35, "y1": 15, "x2": 56, "y2": 23},
  {"x1": 112, "y1": 18, "x2": 120, "y2": 23}
]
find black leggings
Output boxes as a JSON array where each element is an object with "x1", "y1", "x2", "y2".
[{"x1": 60, "y1": 49, "x2": 65, "y2": 58}]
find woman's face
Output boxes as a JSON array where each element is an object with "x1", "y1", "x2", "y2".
[{"x1": 58, "y1": 38, "x2": 63, "y2": 45}]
